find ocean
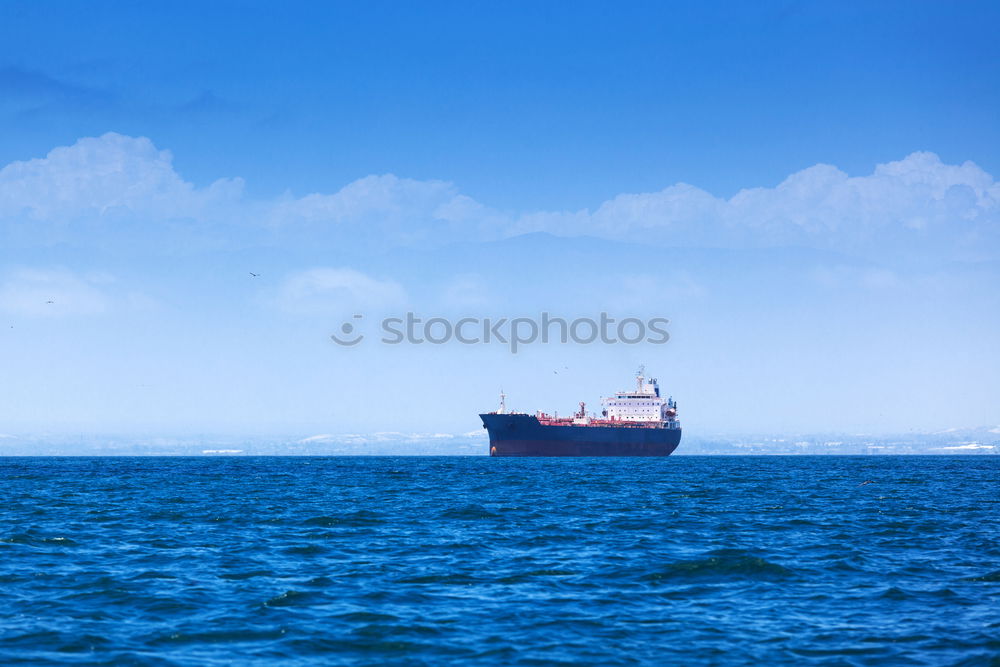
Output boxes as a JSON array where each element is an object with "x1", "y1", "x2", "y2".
[{"x1": 1, "y1": 456, "x2": 998, "y2": 665}]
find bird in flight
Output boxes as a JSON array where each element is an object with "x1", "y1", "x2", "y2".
[
  {"x1": 249, "y1": 272, "x2": 260, "y2": 278},
  {"x1": 46, "y1": 300, "x2": 54, "y2": 304}
]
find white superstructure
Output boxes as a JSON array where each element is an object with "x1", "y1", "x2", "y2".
[{"x1": 601, "y1": 367, "x2": 680, "y2": 429}]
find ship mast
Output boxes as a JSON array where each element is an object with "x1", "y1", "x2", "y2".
[{"x1": 498, "y1": 389, "x2": 507, "y2": 414}]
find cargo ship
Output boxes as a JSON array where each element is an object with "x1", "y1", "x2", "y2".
[{"x1": 480, "y1": 368, "x2": 681, "y2": 457}]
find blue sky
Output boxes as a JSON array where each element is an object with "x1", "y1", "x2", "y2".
[
  {"x1": 0, "y1": 2, "x2": 998, "y2": 440},
  {"x1": 3, "y1": 1, "x2": 998, "y2": 208}
]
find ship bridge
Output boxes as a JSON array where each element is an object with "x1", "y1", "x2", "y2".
[{"x1": 601, "y1": 370, "x2": 679, "y2": 429}]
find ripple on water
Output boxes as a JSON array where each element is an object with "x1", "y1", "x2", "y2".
[
  {"x1": 637, "y1": 553, "x2": 795, "y2": 583},
  {"x1": 302, "y1": 510, "x2": 385, "y2": 527},
  {"x1": 261, "y1": 590, "x2": 329, "y2": 608},
  {"x1": 439, "y1": 505, "x2": 502, "y2": 520}
]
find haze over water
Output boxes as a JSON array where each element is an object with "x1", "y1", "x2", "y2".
[{"x1": 3, "y1": 456, "x2": 998, "y2": 665}]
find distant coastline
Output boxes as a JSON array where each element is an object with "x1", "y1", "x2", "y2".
[{"x1": 0, "y1": 427, "x2": 996, "y2": 456}]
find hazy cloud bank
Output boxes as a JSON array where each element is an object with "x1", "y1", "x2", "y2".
[{"x1": 1, "y1": 133, "x2": 997, "y2": 260}]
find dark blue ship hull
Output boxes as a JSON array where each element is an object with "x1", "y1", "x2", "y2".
[{"x1": 480, "y1": 413, "x2": 681, "y2": 457}]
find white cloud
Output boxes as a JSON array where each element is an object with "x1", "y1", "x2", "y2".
[
  {"x1": 274, "y1": 267, "x2": 406, "y2": 314},
  {"x1": 0, "y1": 268, "x2": 112, "y2": 316},
  {"x1": 1, "y1": 133, "x2": 997, "y2": 260},
  {"x1": 511, "y1": 152, "x2": 999, "y2": 258},
  {"x1": 298, "y1": 434, "x2": 335, "y2": 443},
  {"x1": 0, "y1": 133, "x2": 242, "y2": 220},
  {"x1": 266, "y1": 174, "x2": 509, "y2": 243},
  {"x1": 0, "y1": 134, "x2": 498, "y2": 241},
  {"x1": 723, "y1": 153, "x2": 998, "y2": 247},
  {"x1": 270, "y1": 174, "x2": 452, "y2": 226}
]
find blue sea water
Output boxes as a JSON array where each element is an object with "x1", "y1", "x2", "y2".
[{"x1": 1, "y1": 456, "x2": 998, "y2": 666}]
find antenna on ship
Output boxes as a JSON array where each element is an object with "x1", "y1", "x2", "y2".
[
  {"x1": 498, "y1": 389, "x2": 506, "y2": 414},
  {"x1": 636, "y1": 364, "x2": 645, "y2": 391}
]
